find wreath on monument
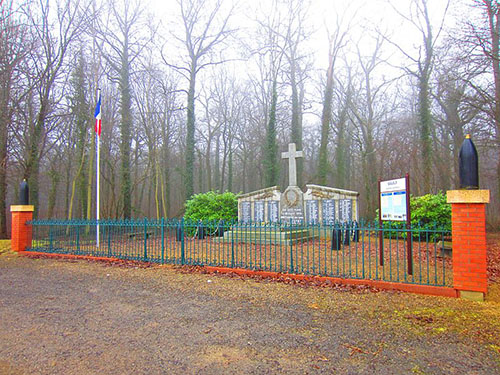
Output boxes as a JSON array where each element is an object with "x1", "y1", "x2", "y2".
[{"x1": 284, "y1": 189, "x2": 299, "y2": 207}]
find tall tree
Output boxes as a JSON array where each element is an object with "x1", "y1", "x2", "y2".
[
  {"x1": 23, "y1": 0, "x2": 88, "y2": 216},
  {"x1": 333, "y1": 79, "x2": 352, "y2": 189},
  {"x1": 280, "y1": 0, "x2": 310, "y2": 187},
  {"x1": 96, "y1": 0, "x2": 151, "y2": 218},
  {"x1": 263, "y1": 78, "x2": 279, "y2": 187},
  {"x1": 317, "y1": 23, "x2": 348, "y2": 186},
  {"x1": 164, "y1": 0, "x2": 234, "y2": 199},
  {"x1": 386, "y1": 0, "x2": 449, "y2": 193},
  {"x1": 67, "y1": 50, "x2": 90, "y2": 219},
  {"x1": 461, "y1": 0, "x2": 500, "y2": 204},
  {"x1": 349, "y1": 36, "x2": 386, "y2": 218},
  {"x1": 0, "y1": 2, "x2": 30, "y2": 236}
]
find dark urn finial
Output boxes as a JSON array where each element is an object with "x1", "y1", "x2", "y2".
[
  {"x1": 19, "y1": 179, "x2": 29, "y2": 205},
  {"x1": 459, "y1": 134, "x2": 479, "y2": 190}
]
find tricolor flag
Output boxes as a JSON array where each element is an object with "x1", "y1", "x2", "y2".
[{"x1": 94, "y1": 89, "x2": 101, "y2": 136}]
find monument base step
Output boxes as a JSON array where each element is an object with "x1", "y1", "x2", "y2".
[{"x1": 215, "y1": 229, "x2": 318, "y2": 244}]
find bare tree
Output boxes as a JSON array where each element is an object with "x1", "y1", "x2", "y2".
[
  {"x1": 163, "y1": 0, "x2": 234, "y2": 199},
  {"x1": 94, "y1": 0, "x2": 154, "y2": 218},
  {"x1": 460, "y1": 0, "x2": 500, "y2": 204},
  {"x1": 349, "y1": 36, "x2": 390, "y2": 218},
  {"x1": 317, "y1": 16, "x2": 349, "y2": 186},
  {"x1": 0, "y1": 1, "x2": 31, "y2": 236},
  {"x1": 22, "y1": 0, "x2": 90, "y2": 215},
  {"x1": 279, "y1": 0, "x2": 311, "y2": 187},
  {"x1": 382, "y1": 0, "x2": 450, "y2": 193}
]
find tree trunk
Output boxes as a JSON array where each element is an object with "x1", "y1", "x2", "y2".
[
  {"x1": 318, "y1": 50, "x2": 334, "y2": 186},
  {"x1": 0, "y1": 73, "x2": 10, "y2": 237},
  {"x1": 120, "y1": 39, "x2": 132, "y2": 218},
  {"x1": 227, "y1": 146, "x2": 233, "y2": 192},
  {"x1": 263, "y1": 79, "x2": 279, "y2": 187},
  {"x1": 185, "y1": 68, "x2": 197, "y2": 199},
  {"x1": 86, "y1": 128, "x2": 95, "y2": 221},
  {"x1": 418, "y1": 0, "x2": 434, "y2": 194},
  {"x1": 334, "y1": 97, "x2": 350, "y2": 188},
  {"x1": 205, "y1": 137, "x2": 212, "y2": 191},
  {"x1": 487, "y1": 1, "x2": 500, "y2": 205},
  {"x1": 25, "y1": 100, "x2": 47, "y2": 217},
  {"x1": 419, "y1": 74, "x2": 433, "y2": 193},
  {"x1": 290, "y1": 61, "x2": 303, "y2": 187},
  {"x1": 214, "y1": 135, "x2": 220, "y2": 191},
  {"x1": 47, "y1": 169, "x2": 59, "y2": 219}
]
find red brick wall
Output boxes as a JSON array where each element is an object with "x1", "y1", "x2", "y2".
[
  {"x1": 451, "y1": 203, "x2": 487, "y2": 293},
  {"x1": 11, "y1": 210, "x2": 33, "y2": 252}
]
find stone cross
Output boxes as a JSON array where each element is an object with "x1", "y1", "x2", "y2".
[{"x1": 281, "y1": 143, "x2": 303, "y2": 187}]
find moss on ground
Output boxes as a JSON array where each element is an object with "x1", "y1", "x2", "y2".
[{"x1": 0, "y1": 240, "x2": 11, "y2": 255}]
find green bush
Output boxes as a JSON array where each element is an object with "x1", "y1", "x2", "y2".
[
  {"x1": 410, "y1": 192, "x2": 451, "y2": 230},
  {"x1": 379, "y1": 192, "x2": 451, "y2": 240},
  {"x1": 184, "y1": 191, "x2": 238, "y2": 223}
]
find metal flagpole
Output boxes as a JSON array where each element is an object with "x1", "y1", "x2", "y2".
[
  {"x1": 96, "y1": 88, "x2": 101, "y2": 248},
  {"x1": 97, "y1": 131, "x2": 100, "y2": 247}
]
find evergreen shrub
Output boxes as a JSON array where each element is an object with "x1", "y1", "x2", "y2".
[{"x1": 184, "y1": 191, "x2": 238, "y2": 223}]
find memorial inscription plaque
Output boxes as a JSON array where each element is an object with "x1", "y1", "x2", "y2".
[
  {"x1": 339, "y1": 199, "x2": 352, "y2": 222},
  {"x1": 322, "y1": 199, "x2": 335, "y2": 225},
  {"x1": 241, "y1": 201, "x2": 251, "y2": 223},
  {"x1": 306, "y1": 200, "x2": 319, "y2": 224},
  {"x1": 268, "y1": 201, "x2": 279, "y2": 222},
  {"x1": 254, "y1": 201, "x2": 265, "y2": 222}
]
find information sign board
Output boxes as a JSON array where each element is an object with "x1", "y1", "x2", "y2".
[{"x1": 380, "y1": 178, "x2": 407, "y2": 221}]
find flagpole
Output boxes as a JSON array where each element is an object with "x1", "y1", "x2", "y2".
[
  {"x1": 97, "y1": 131, "x2": 100, "y2": 248},
  {"x1": 96, "y1": 88, "x2": 101, "y2": 248}
]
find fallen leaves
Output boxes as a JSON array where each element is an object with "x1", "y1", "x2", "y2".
[
  {"x1": 342, "y1": 343, "x2": 383, "y2": 356},
  {"x1": 487, "y1": 233, "x2": 500, "y2": 283}
]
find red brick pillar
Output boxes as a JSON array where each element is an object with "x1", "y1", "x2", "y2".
[
  {"x1": 447, "y1": 190, "x2": 490, "y2": 301},
  {"x1": 10, "y1": 205, "x2": 34, "y2": 252}
]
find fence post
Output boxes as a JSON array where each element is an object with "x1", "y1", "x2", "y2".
[
  {"x1": 181, "y1": 218, "x2": 185, "y2": 265},
  {"x1": 144, "y1": 218, "x2": 148, "y2": 261},
  {"x1": 107, "y1": 222, "x2": 112, "y2": 257},
  {"x1": 76, "y1": 225, "x2": 80, "y2": 253},
  {"x1": 289, "y1": 221, "x2": 294, "y2": 273},
  {"x1": 10, "y1": 205, "x2": 34, "y2": 252},
  {"x1": 49, "y1": 223, "x2": 54, "y2": 251},
  {"x1": 230, "y1": 221, "x2": 235, "y2": 267},
  {"x1": 447, "y1": 190, "x2": 490, "y2": 301},
  {"x1": 161, "y1": 218, "x2": 165, "y2": 264}
]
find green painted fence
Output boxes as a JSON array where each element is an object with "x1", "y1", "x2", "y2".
[{"x1": 27, "y1": 219, "x2": 452, "y2": 287}]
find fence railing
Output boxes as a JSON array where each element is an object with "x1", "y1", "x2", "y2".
[{"x1": 27, "y1": 219, "x2": 452, "y2": 287}]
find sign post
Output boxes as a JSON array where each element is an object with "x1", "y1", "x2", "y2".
[
  {"x1": 379, "y1": 174, "x2": 412, "y2": 275},
  {"x1": 405, "y1": 173, "x2": 412, "y2": 275},
  {"x1": 378, "y1": 180, "x2": 383, "y2": 266}
]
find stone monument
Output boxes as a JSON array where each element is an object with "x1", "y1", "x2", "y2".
[
  {"x1": 280, "y1": 143, "x2": 305, "y2": 224},
  {"x1": 237, "y1": 143, "x2": 359, "y2": 224},
  {"x1": 223, "y1": 143, "x2": 359, "y2": 244}
]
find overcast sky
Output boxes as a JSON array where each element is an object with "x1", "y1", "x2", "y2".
[
  {"x1": 145, "y1": 0, "x2": 455, "y2": 69},
  {"x1": 136, "y1": 0, "x2": 461, "y2": 135}
]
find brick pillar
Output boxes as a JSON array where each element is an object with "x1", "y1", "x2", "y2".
[
  {"x1": 447, "y1": 190, "x2": 490, "y2": 301},
  {"x1": 10, "y1": 205, "x2": 34, "y2": 252}
]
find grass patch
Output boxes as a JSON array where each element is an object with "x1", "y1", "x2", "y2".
[
  {"x1": 381, "y1": 297, "x2": 500, "y2": 349},
  {"x1": 0, "y1": 240, "x2": 11, "y2": 255}
]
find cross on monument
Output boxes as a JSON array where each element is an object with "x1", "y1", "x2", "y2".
[{"x1": 281, "y1": 143, "x2": 303, "y2": 187}]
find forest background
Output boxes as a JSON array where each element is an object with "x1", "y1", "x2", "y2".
[{"x1": 1, "y1": 0, "x2": 499, "y2": 238}]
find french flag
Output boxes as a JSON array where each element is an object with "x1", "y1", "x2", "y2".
[{"x1": 94, "y1": 89, "x2": 101, "y2": 136}]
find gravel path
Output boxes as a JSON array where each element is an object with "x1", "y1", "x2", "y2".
[{"x1": 0, "y1": 254, "x2": 499, "y2": 375}]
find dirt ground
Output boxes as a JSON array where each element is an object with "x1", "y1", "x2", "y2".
[{"x1": 1, "y1": 249, "x2": 500, "y2": 375}]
